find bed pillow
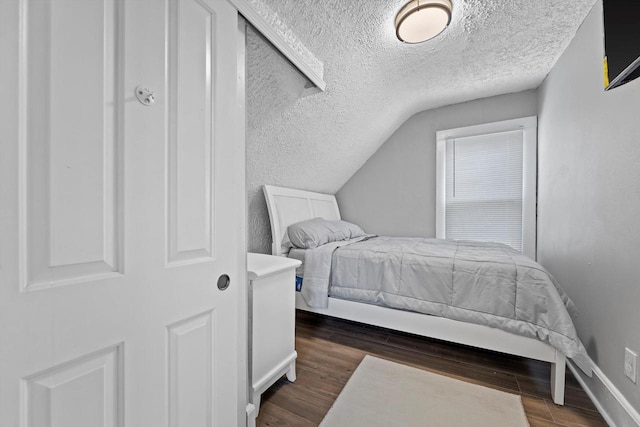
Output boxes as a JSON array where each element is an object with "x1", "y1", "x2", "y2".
[{"x1": 287, "y1": 218, "x2": 366, "y2": 249}]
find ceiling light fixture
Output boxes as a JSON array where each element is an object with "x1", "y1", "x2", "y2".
[{"x1": 395, "y1": 0, "x2": 452, "y2": 44}]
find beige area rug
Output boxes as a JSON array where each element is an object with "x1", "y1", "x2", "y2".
[{"x1": 320, "y1": 355, "x2": 529, "y2": 427}]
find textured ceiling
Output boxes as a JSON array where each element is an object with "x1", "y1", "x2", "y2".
[{"x1": 246, "y1": 0, "x2": 597, "y2": 252}]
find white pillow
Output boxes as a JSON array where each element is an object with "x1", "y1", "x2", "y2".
[{"x1": 286, "y1": 218, "x2": 366, "y2": 249}]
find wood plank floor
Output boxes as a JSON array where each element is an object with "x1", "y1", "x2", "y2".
[{"x1": 256, "y1": 310, "x2": 608, "y2": 427}]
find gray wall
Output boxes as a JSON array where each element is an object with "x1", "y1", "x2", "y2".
[
  {"x1": 336, "y1": 90, "x2": 538, "y2": 236},
  {"x1": 538, "y1": 0, "x2": 640, "y2": 414},
  {"x1": 246, "y1": 26, "x2": 312, "y2": 254}
]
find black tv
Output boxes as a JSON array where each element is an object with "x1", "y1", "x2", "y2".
[{"x1": 603, "y1": 0, "x2": 640, "y2": 90}]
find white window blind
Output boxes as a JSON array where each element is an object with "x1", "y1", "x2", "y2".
[{"x1": 445, "y1": 130, "x2": 524, "y2": 252}]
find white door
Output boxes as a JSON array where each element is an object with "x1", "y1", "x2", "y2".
[{"x1": 0, "y1": 0, "x2": 246, "y2": 426}]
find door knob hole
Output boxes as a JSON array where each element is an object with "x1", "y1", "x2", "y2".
[{"x1": 217, "y1": 274, "x2": 230, "y2": 291}]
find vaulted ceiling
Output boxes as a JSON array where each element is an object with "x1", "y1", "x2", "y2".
[{"x1": 246, "y1": 0, "x2": 597, "y2": 251}]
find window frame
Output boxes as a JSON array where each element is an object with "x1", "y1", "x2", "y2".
[{"x1": 435, "y1": 116, "x2": 537, "y2": 259}]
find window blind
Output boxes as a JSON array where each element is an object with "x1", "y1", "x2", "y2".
[{"x1": 445, "y1": 130, "x2": 524, "y2": 252}]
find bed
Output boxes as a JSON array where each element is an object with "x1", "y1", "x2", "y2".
[{"x1": 263, "y1": 184, "x2": 590, "y2": 405}]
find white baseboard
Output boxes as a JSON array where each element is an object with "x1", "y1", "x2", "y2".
[{"x1": 567, "y1": 357, "x2": 640, "y2": 427}]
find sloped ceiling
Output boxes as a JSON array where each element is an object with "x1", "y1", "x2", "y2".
[{"x1": 246, "y1": 0, "x2": 597, "y2": 252}]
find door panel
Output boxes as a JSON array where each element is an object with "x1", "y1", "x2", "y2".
[
  {"x1": 167, "y1": 0, "x2": 215, "y2": 265},
  {"x1": 0, "y1": 0, "x2": 244, "y2": 426},
  {"x1": 22, "y1": 0, "x2": 122, "y2": 289},
  {"x1": 24, "y1": 345, "x2": 122, "y2": 427},
  {"x1": 168, "y1": 311, "x2": 214, "y2": 427}
]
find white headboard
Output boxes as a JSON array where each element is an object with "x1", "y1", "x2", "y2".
[{"x1": 263, "y1": 185, "x2": 341, "y2": 256}]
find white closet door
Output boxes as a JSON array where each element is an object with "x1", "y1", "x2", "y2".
[{"x1": 0, "y1": 0, "x2": 245, "y2": 426}]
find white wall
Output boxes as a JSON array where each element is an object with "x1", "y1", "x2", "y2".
[
  {"x1": 538, "y1": 1, "x2": 640, "y2": 422},
  {"x1": 336, "y1": 90, "x2": 538, "y2": 237}
]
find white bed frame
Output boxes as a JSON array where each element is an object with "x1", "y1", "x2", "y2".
[{"x1": 263, "y1": 184, "x2": 566, "y2": 405}]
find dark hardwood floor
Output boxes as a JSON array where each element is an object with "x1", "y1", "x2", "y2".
[{"x1": 256, "y1": 310, "x2": 608, "y2": 427}]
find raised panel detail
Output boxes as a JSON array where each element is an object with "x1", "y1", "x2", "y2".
[
  {"x1": 23, "y1": 345, "x2": 122, "y2": 427},
  {"x1": 168, "y1": 311, "x2": 214, "y2": 427},
  {"x1": 273, "y1": 195, "x2": 314, "y2": 236},
  {"x1": 20, "y1": 0, "x2": 122, "y2": 289},
  {"x1": 167, "y1": 0, "x2": 215, "y2": 265},
  {"x1": 310, "y1": 199, "x2": 338, "y2": 219}
]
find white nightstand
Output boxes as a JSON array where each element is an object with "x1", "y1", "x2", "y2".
[{"x1": 246, "y1": 253, "x2": 301, "y2": 425}]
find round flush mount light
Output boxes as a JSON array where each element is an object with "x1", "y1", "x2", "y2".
[{"x1": 395, "y1": 0, "x2": 452, "y2": 44}]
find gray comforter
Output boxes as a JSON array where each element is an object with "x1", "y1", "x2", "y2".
[{"x1": 299, "y1": 236, "x2": 591, "y2": 373}]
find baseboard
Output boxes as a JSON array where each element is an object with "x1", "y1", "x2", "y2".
[{"x1": 567, "y1": 357, "x2": 640, "y2": 427}]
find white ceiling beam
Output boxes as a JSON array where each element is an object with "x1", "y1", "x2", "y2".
[{"x1": 230, "y1": 0, "x2": 326, "y2": 91}]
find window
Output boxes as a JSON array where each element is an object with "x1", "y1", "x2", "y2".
[{"x1": 435, "y1": 117, "x2": 537, "y2": 258}]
